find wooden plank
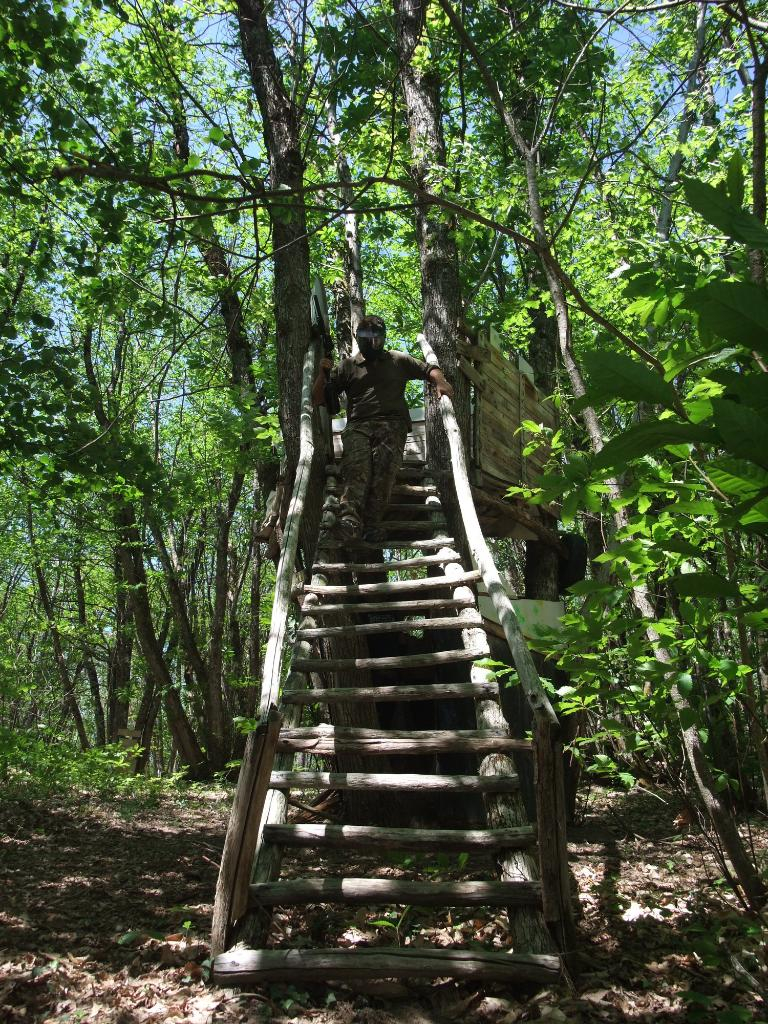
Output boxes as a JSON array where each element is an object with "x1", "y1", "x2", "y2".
[
  {"x1": 459, "y1": 356, "x2": 485, "y2": 389},
  {"x1": 300, "y1": 596, "x2": 475, "y2": 616},
  {"x1": 302, "y1": 570, "x2": 481, "y2": 598},
  {"x1": 263, "y1": 823, "x2": 537, "y2": 851},
  {"x1": 312, "y1": 553, "x2": 456, "y2": 574},
  {"x1": 382, "y1": 503, "x2": 440, "y2": 514},
  {"x1": 297, "y1": 614, "x2": 481, "y2": 639},
  {"x1": 534, "y1": 717, "x2": 576, "y2": 953},
  {"x1": 292, "y1": 645, "x2": 488, "y2": 673},
  {"x1": 345, "y1": 537, "x2": 455, "y2": 552},
  {"x1": 269, "y1": 770, "x2": 520, "y2": 792},
  {"x1": 376, "y1": 519, "x2": 446, "y2": 532},
  {"x1": 458, "y1": 341, "x2": 491, "y2": 363},
  {"x1": 210, "y1": 708, "x2": 282, "y2": 956},
  {"x1": 326, "y1": 463, "x2": 425, "y2": 479},
  {"x1": 282, "y1": 680, "x2": 497, "y2": 704},
  {"x1": 213, "y1": 947, "x2": 562, "y2": 986},
  {"x1": 276, "y1": 725, "x2": 531, "y2": 755},
  {"x1": 248, "y1": 877, "x2": 542, "y2": 908}
]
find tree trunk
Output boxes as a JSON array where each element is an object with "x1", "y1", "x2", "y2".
[
  {"x1": 115, "y1": 505, "x2": 208, "y2": 780},
  {"x1": 236, "y1": 0, "x2": 312, "y2": 474},
  {"x1": 327, "y1": 94, "x2": 365, "y2": 347},
  {"x1": 25, "y1": 508, "x2": 89, "y2": 751},
  {"x1": 393, "y1": 0, "x2": 469, "y2": 549},
  {"x1": 74, "y1": 562, "x2": 106, "y2": 746},
  {"x1": 107, "y1": 550, "x2": 132, "y2": 741}
]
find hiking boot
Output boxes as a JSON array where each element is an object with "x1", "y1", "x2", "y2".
[{"x1": 338, "y1": 516, "x2": 362, "y2": 540}]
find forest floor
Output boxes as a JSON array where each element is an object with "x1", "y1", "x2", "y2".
[{"x1": 0, "y1": 783, "x2": 766, "y2": 1024}]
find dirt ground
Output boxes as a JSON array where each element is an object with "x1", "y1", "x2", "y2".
[{"x1": 0, "y1": 784, "x2": 766, "y2": 1024}]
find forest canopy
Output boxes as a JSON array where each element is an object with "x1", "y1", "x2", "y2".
[{"x1": 1, "y1": 0, "x2": 767, "y2": 909}]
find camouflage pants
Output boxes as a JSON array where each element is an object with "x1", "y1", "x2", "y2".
[{"x1": 339, "y1": 418, "x2": 409, "y2": 531}]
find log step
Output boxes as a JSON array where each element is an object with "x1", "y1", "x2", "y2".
[
  {"x1": 275, "y1": 725, "x2": 530, "y2": 755},
  {"x1": 348, "y1": 537, "x2": 455, "y2": 552},
  {"x1": 213, "y1": 947, "x2": 562, "y2": 986},
  {"x1": 269, "y1": 770, "x2": 520, "y2": 793},
  {"x1": 312, "y1": 553, "x2": 457, "y2": 574},
  {"x1": 375, "y1": 520, "x2": 445, "y2": 532},
  {"x1": 326, "y1": 482, "x2": 439, "y2": 498},
  {"x1": 281, "y1": 681, "x2": 498, "y2": 705},
  {"x1": 300, "y1": 596, "x2": 475, "y2": 616},
  {"x1": 382, "y1": 503, "x2": 440, "y2": 514},
  {"x1": 302, "y1": 570, "x2": 481, "y2": 598},
  {"x1": 297, "y1": 614, "x2": 481, "y2": 639},
  {"x1": 263, "y1": 823, "x2": 537, "y2": 852},
  {"x1": 248, "y1": 877, "x2": 542, "y2": 909},
  {"x1": 327, "y1": 463, "x2": 426, "y2": 480},
  {"x1": 292, "y1": 646, "x2": 489, "y2": 673}
]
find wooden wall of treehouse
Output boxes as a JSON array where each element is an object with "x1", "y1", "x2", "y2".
[{"x1": 460, "y1": 327, "x2": 556, "y2": 495}]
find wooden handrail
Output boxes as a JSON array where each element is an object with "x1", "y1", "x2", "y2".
[
  {"x1": 259, "y1": 339, "x2": 321, "y2": 717},
  {"x1": 419, "y1": 333, "x2": 574, "y2": 954},
  {"x1": 212, "y1": 338, "x2": 323, "y2": 955},
  {"x1": 417, "y1": 334, "x2": 558, "y2": 728}
]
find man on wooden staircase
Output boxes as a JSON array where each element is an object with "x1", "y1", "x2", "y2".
[{"x1": 312, "y1": 315, "x2": 453, "y2": 543}]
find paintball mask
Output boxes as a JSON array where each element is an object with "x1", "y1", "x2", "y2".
[{"x1": 357, "y1": 320, "x2": 386, "y2": 360}]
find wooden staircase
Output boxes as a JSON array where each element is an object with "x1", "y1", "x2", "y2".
[{"x1": 211, "y1": 336, "x2": 573, "y2": 989}]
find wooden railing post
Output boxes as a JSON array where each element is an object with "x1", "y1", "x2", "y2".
[{"x1": 418, "y1": 333, "x2": 575, "y2": 956}]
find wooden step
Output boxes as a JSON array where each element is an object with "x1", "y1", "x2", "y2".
[
  {"x1": 302, "y1": 570, "x2": 481, "y2": 598},
  {"x1": 349, "y1": 537, "x2": 454, "y2": 552},
  {"x1": 269, "y1": 770, "x2": 520, "y2": 793},
  {"x1": 382, "y1": 503, "x2": 439, "y2": 515},
  {"x1": 312, "y1": 553, "x2": 456, "y2": 574},
  {"x1": 376, "y1": 520, "x2": 444, "y2": 532},
  {"x1": 213, "y1": 947, "x2": 562, "y2": 986},
  {"x1": 248, "y1": 877, "x2": 542, "y2": 909},
  {"x1": 300, "y1": 596, "x2": 475, "y2": 616},
  {"x1": 275, "y1": 725, "x2": 530, "y2": 755},
  {"x1": 281, "y1": 681, "x2": 497, "y2": 705},
  {"x1": 292, "y1": 646, "x2": 488, "y2": 673},
  {"x1": 263, "y1": 823, "x2": 537, "y2": 852},
  {"x1": 327, "y1": 482, "x2": 439, "y2": 499},
  {"x1": 297, "y1": 614, "x2": 481, "y2": 640},
  {"x1": 327, "y1": 463, "x2": 426, "y2": 480}
]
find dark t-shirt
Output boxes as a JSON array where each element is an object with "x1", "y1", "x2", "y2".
[{"x1": 329, "y1": 350, "x2": 429, "y2": 424}]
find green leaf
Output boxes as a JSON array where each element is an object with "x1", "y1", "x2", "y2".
[
  {"x1": 711, "y1": 399, "x2": 768, "y2": 469},
  {"x1": 675, "y1": 672, "x2": 694, "y2": 697},
  {"x1": 683, "y1": 177, "x2": 768, "y2": 248},
  {"x1": 592, "y1": 421, "x2": 713, "y2": 471},
  {"x1": 671, "y1": 573, "x2": 740, "y2": 599},
  {"x1": 706, "y1": 458, "x2": 768, "y2": 497},
  {"x1": 686, "y1": 282, "x2": 768, "y2": 356},
  {"x1": 583, "y1": 350, "x2": 676, "y2": 408}
]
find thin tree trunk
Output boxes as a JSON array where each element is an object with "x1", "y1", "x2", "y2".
[
  {"x1": 749, "y1": 55, "x2": 768, "y2": 285},
  {"x1": 327, "y1": 95, "x2": 365, "y2": 346},
  {"x1": 116, "y1": 505, "x2": 208, "y2": 780},
  {"x1": 208, "y1": 473, "x2": 246, "y2": 770},
  {"x1": 107, "y1": 550, "x2": 132, "y2": 741},
  {"x1": 74, "y1": 562, "x2": 106, "y2": 746},
  {"x1": 25, "y1": 508, "x2": 89, "y2": 751}
]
